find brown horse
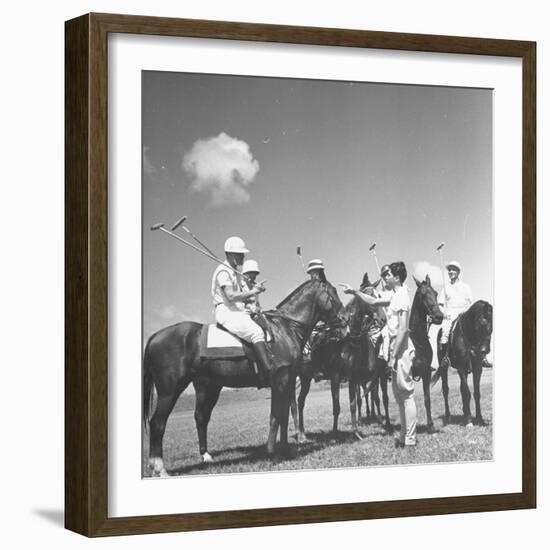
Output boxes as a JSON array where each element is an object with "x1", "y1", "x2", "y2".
[
  {"x1": 142, "y1": 279, "x2": 346, "y2": 477},
  {"x1": 433, "y1": 300, "x2": 493, "y2": 426},
  {"x1": 408, "y1": 275, "x2": 444, "y2": 432},
  {"x1": 290, "y1": 289, "x2": 391, "y2": 442}
]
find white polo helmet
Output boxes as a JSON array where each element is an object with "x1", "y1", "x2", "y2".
[
  {"x1": 446, "y1": 260, "x2": 462, "y2": 272},
  {"x1": 306, "y1": 258, "x2": 325, "y2": 273},
  {"x1": 242, "y1": 259, "x2": 260, "y2": 274},
  {"x1": 224, "y1": 236, "x2": 249, "y2": 254}
]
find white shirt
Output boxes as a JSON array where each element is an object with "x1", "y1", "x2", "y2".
[
  {"x1": 386, "y1": 285, "x2": 410, "y2": 338},
  {"x1": 211, "y1": 262, "x2": 245, "y2": 311},
  {"x1": 444, "y1": 280, "x2": 473, "y2": 317}
]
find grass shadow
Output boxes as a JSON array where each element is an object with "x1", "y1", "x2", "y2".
[{"x1": 168, "y1": 428, "x2": 384, "y2": 475}]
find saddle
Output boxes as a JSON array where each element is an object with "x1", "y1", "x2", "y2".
[{"x1": 199, "y1": 320, "x2": 273, "y2": 361}]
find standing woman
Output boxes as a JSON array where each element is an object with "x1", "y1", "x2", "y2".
[{"x1": 340, "y1": 261, "x2": 416, "y2": 447}]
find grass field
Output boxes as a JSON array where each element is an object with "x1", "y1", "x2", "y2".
[{"x1": 143, "y1": 369, "x2": 493, "y2": 477}]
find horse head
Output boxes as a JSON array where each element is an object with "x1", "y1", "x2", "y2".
[
  {"x1": 470, "y1": 300, "x2": 493, "y2": 356},
  {"x1": 413, "y1": 274, "x2": 444, "y2": 325},
  {"x1": 315, "y1": 280, "x2": 348, "y2": 336},
  {"x1": 276, "y1": 279, "x2": 347, "y2": 334},
  {"x1": 349, "y1": 284, "x2": 386, "y2": 334}
]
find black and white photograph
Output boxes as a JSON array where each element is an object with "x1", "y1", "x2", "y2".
[{"x1": 141, "y1": 70, "x2": 494, "y2": 478}]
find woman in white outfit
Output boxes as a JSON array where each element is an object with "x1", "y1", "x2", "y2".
[{"x1": 340, "y1": 261, "x2": 416, "y2": 447}]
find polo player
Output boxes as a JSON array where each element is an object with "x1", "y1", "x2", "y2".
[
  {"x1": 440, "y1": 260, "x2": 473, "y2": 368},
  {"x1": 242, "y1": 259, "x2": 261, "y2": 315},
  {"x1": 211, "y1": 237, "x2": 275, "y2": 387},
  {"x1": 307, "y1": 258, "x2": 327, "y2": 282}
]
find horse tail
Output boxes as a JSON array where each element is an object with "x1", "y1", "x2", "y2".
[{"x1": 142, "y1": 336, "x2": 155, "y2": 432}]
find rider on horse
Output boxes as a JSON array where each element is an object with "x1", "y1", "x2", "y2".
[
  {"x1": 211, "y1": 237, "x2": 275, "y2": 387},
  {"x1": 242, "y1": 259, "x2": 261, "y2": 315},
  {"x1": 440, "y1": 260, "x2": 473, "y2": 369}
]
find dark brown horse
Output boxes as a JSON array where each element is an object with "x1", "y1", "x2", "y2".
[
  {"x1": 143, "y1": 279, "x2": 346, "y2": 477},
  {"x1": 290, "y1": 289, "x2": 391, "y2": 442},
  {"x1": 433, "y1": 300, "x2": 493, "y2": 426},
  {"x1": 408, "y1": 275, "x2": 444, "y2": 432}
]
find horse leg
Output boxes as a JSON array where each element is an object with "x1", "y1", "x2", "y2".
[
  {"x1": 277, "y1": 368, "x2": 292, "y2": 454},
  {"x1": 423, "y1": 371, "x2": 435, "y2": 433},
  {"x1": 372, "y1": 378, "x2": 382, "y2": 419},
  {"x1": 349, "y1": 381, "x2": 362, "y2": 439},
  {"x1": 290, "y1": 375, "x2": 299, "y2": 436},
  {"x1": 358, "y1": 384, "x2": 364, "y2": 420},
  {"x1": 193, "y1": 379, "x2": 222, "y2": 463},
  {"x1": 458, "y1": 368, "x2": 473, "y2": 427},
  {"x1": 441, "y1": 365, "x2": 451, "y2": 425},
  {"x1": 148, "y1": 388, "x2": 185, "y2": 477},
  {"x1": 297, "y1": 375, "x2": 312, "y2": 443},
  {"x1": 472, "y1": 360, "x2": 485, "y2": 425},
  {"x1": 267, "y1": 367, "x2": 291, "y2": 456},
  {"x1": 331, "y1": 374, "x2": 341, "y2": 434},
  {"x1": 379, "y1": 361, "x2": 392, "y2": 432}
]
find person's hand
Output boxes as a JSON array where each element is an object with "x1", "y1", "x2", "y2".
[
  {"x1": 254, "y1": 280, "x2": 267, "y2": 294},
  {"x1": 338, "y1": 283, "x2": 354, "y2": 294}
]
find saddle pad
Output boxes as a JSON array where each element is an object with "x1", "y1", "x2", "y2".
[{"x1": 199, "y1": 324, "x2": 246, "y2": 359}]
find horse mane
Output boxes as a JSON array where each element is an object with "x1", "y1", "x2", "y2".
[{"x1": 275, "y1": 280, "x2": 313, "y2": 309}]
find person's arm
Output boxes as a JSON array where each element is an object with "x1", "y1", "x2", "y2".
[
  {"x1": 465, "y1": 283, "x2": 473, "y2": 307},
  {"x1": 218, "y1": 270, "x2": 265, "y2": 303},
  {"x1": 223, "y1": 284, "x2": 264, "y2": 303},
  {"x1": 339, "y1": 284, "x2": 391, "y2": 307},
  {"x1": 389, "y1": 310, "x2": 409, "y2": 366}
]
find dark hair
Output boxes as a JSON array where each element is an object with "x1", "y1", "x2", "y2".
[{"x1": 389, "y1": 261, "x2": 407, "y2": 283}]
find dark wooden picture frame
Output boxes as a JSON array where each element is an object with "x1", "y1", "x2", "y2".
[{"x1": 65, "y1": 12, "x2": 536, "y2": 537}]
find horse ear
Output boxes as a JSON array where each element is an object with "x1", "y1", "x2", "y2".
[
  {"x1": 413, "y1": 276, "x2": 421, "y2": 287},
  {"x1": 425, "y1": 274, "x2": 431, "y2": 286}
]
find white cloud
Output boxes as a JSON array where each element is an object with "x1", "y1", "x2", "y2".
[
  {"x1": 182, "y1": 132, "x2": 259, "y2": 206},
  {"x1": 412, "y1": 261, "x2": 446, "y2": 290}
]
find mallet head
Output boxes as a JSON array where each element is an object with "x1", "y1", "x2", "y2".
[
  {"x1": 171, "y1": 215, "x2": 187, "y2": 231},
  {"x1": 369, "y1": 243, "x2": 377, "y2": 252},
  {"x1": 151, "y1": 223, "x2": 165, "y2": 231},
  {"x1": 436, "y1": 242, "x2": 445, "y2": 251},
  {"x1": 296, "y1": 245, "x2": 302, "y2": 256}
]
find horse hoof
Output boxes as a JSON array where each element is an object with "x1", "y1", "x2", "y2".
[
  {"x1": 202, "y1": 452, "x2": 214, "y2": 463},
  {"x1": 149, "y1": 457, "x2": 169, "y2": 478},
  {"x1": 466, "y1": 422, "x2": 474, "y2": 429},
  {"x1": 296, "y1": 433, "x2": 308, "y2": 444}
]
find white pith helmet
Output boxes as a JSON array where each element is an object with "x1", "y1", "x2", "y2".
[
  {"x1": 446, "y1": 260, "x2": 462, "y2": 273},
  {"x1": 242, "y1": 259, "x2": 260, "y2": 274},
  {"x1": 306, "y1": 258, "x2": 325, "y2": 273},
  {"x1": 224, "y1": 236, "x2": 249, "y2": 254}
]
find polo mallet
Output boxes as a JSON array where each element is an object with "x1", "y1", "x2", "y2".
[
  {"x1": 171, "y1": 215, "x2": 217, "y2": 257},
  {"x1": 150, "y1": 223, "x2": 242, "y2": 277},
  {"x1": 436, "y1": 242, "x2": 447, "y2": 306},
  {"x1": 369, "y1": 242, "x2": 381, "y2": 275},
  {"x1": 296, "y1": 245, "x2": 307, "y2": 277}
]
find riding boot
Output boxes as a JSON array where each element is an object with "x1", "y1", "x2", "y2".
[{"x1": 252, "y1": 341, "x2": 275, "y2": 389}]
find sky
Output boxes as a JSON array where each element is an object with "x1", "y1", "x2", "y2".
[{"x1": 142, "y1": 71, "x2": 493, "y2": 340}]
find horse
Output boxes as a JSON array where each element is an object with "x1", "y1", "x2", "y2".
[
  {"x1": 142, "y1": 279, "x2": 346, "y2": 477},
  {"x1": 432, "y1": 300, "x2": 493, "y2": 426},
  {"x1": 290, "y1": 288, "x2": 391, "y2": 442},
  {"x1": 408, "y1": 275, "x2": 444, "y2": 432}
]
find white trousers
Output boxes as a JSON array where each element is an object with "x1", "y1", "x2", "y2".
[
  {"x1": 215, "y1": 304, "x2": 265, "y2": 344},
  {"x1": 440, "y1": 311, "x2": 461, "y2": 344},
  {"x1": 392, "y1": 346, "x2": 417, "y2": 446}
]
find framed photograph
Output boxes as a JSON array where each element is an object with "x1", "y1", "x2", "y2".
[{"x1": 65, "y1": 13, "x2": 536, "y2": 537}]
